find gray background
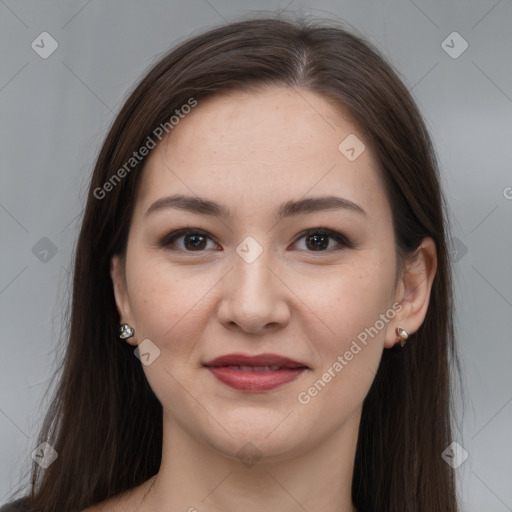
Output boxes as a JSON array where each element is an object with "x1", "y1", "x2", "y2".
[{"x1": 1, "y1": 1, "x2": 511, "y2": 510}]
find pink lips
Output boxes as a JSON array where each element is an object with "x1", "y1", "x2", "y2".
[{"x1": 203, "y1": 353, "x2": 308, "y2": 392}]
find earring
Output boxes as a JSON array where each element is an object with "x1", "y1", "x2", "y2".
[
  {"x1": 395, "y1": 327, "x2": 408, "y2": 347},
  {"x1": 119, "y1": 324, "x2": 134, "y2": 339}
]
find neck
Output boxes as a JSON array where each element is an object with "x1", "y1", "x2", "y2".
[{"x1": 141, "y1": 410, "x2": 360, "y2": 512}]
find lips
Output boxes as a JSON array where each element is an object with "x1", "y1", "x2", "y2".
[{"x1": 203, "y1": 353, "x2": 308, "y2": 392}]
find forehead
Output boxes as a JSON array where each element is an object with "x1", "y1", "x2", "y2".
[{"x1": 136, "y1": 87, "x2": 390, "y2": 221}]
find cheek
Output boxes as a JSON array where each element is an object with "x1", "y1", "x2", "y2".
[
  {"x1": 294, "y1": 276, "x2": 392, "y2": 433},
  {"x1": 124, "y1": 257, "x2": 217, "y2": 413},
  {"x1": 302, "y1": 259, "x2": 395, "y2": 347},
  {"x1": 296, "y1": 253, "x2": 396, "y2": 399},
  {"x1": 125, "y1": 254, "x2": 217, "y2": 349}
]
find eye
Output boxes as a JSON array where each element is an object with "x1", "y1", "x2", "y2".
[
  {"x1": 161, "y1": 229, "x2": 220, "y2": 252},
  {"x1": 292, "y1": 228, "x2": 352, "y2": 252},
  {"x1": 160, "y1": 227, "x2": 352, "y2": 253}
]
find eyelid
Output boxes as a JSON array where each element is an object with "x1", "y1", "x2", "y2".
[
  {"x1": 291, "y1": 228, "x2": 353, "y2": 251},
  {"x1": 160, "y1": 228, "x2": 220, "y2": 251},
  {"x1": 160, "y1": 227, "x2": 353, "y2": 252}
]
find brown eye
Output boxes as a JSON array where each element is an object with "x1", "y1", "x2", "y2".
[
  {"x1": 161, "y1": 229, "x2": 219, "y2": 252},
  {"x1": 293, "y1": 228, "x2": 352, "y2": 252},
  {"x1": 183, "y1": 233, "x2": 207, "y2": 250},
  {"x1": 305, "y1": 232, "x2": 330, "y2": 251}
]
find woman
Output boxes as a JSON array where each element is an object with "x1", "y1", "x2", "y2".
[{"x1": 3, "y1": 16, "x2": 459, "y2": 512}]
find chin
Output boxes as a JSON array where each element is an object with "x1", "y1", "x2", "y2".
[{"x1": 194, "y1": 405, "x2": 321, "y2": 463}]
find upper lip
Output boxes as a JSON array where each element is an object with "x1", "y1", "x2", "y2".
[{"x1": 203, "y1": 353, "x2": 309, "y2": 369}]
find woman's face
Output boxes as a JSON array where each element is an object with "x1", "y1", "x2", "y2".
[{"x1": 112, "y1": 87, "x2": 403, "y2": 461}]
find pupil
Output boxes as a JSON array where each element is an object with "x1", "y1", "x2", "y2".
[
  {"x1": 306, "y1": 233, "x2": 328, "y2": 251},
  {"x1": 185, "y1": 234, "x2": 206, "y2": 250}
]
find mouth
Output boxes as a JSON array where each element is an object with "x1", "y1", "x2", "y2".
[{"x1": 203, "y1": 353, "x2": 309, "y2": 392}]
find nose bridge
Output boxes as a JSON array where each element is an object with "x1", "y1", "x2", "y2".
[
  {"x1": 232, "y1": 242, "x2": 276, "y2": 306},
  {"x1": 217, "y1": 238, "x2": 289, "y2": 332},
  {"x1": 234, "y1": 249, "x2": 271, "y2": 294},
  {"x1": 232, "y1": 234, "x2": 274, "y2": 291}
]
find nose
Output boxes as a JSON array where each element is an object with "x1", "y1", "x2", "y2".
[{"x1": 216, "y1": 250, "x2": 291, "y2": 334}]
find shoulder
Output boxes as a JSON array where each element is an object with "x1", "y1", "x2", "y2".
[
  {"x1": 1, "y1": 496, "x2": 112, "y2": 512},
  {"x1": 82, "y1": 476, "x2": 157, "y2": 512},
  {"x1": 1, "y1": 477, "x2": 155, "y2": 512},
  {"x1": 0, "y1": 498, "x2": 31, "y2": 512}
]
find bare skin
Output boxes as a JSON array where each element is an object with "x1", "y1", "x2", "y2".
[{"x1": 84, "y1": 87, "x2": 436, "y2": 511}]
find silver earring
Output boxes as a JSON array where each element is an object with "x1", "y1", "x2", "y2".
[
  {"x1": 395, "y1": 327, "x2": 408, "y2": 347},
  {"x1": 119, "y1": 324, "x2": 134, "y2": 339}
]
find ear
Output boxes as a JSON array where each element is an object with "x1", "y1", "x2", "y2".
[
  {"x1": 110, "y1": 255, "x2": 137, "y2": 346},
  {"x1": 385, "y1": 237, "x2": 438, "y2": 348}
]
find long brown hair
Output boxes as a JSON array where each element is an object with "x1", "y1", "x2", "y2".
[{"x1": 7, "y1": 15, "x2": 459, "y2": 512}]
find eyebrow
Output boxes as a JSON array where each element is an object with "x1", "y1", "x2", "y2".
[{"x1": 144, "y1": 194, "x2": 367, "y2": 219}]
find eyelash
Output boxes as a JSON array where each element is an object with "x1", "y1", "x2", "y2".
[{"x1": 160, "y1": 227, "x2": 353, "y2": 253}]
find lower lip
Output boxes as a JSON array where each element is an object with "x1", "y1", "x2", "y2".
[{"x1": 206, "y1": 367, "x2": 306, "y2": 392}]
